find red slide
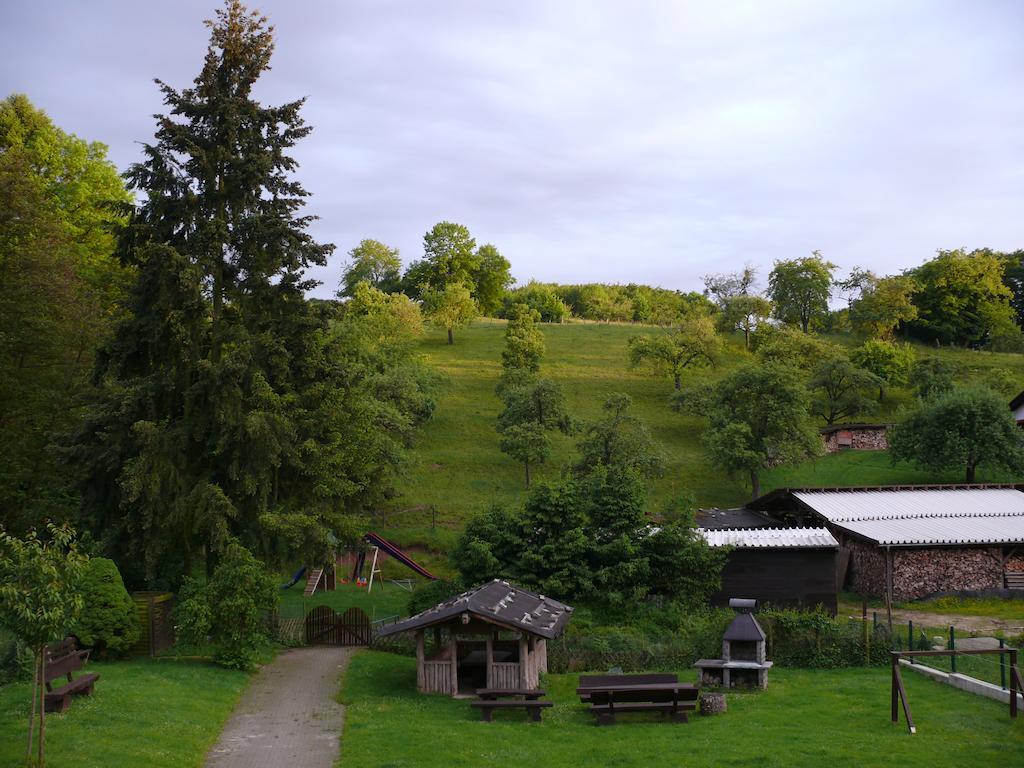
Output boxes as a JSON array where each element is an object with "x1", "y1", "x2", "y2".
[{"x1": 365, "y1": 532, "x2": 437, "y2": 580}]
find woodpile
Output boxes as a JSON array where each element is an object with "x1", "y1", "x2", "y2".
[{"x1": 893, "y1": 547, "x2": 1002, "y2": 600}]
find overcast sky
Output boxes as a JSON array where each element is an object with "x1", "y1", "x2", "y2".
[{"x1": 3, "y1": 1, "x2": 1022, "y2": 298}]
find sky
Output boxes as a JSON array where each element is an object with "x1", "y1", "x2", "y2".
[{"x1": 3, "y1": 1, "x2": 1023, "y2": 299}]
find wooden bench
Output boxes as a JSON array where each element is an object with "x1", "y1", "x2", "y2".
[
  {"x1": 472, "y1": 688, "x2": 552, "y2": 722},
  {"x1": 577, "y1": 674, "x2": 698, "y2": 726},
  {"x1": 44, "y1": 638, "x2": 99, "y2": 713}
]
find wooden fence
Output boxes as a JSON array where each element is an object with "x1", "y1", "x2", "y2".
[
  {"x1": 131, "y1": 592, "x2": 175, "y2": 657},
  {"x1": 305, "y1": 606, "x2": 371, "y2": 646}
]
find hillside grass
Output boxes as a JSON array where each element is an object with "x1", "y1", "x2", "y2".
[
  {"x1": 338, "y1": 651, "x2": 1024, "y2": 768},
  {"x1": 384, "y1": 320, "x2": 1024, "y2": 545}
]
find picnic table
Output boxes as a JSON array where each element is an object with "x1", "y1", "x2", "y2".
[
  {"x1": 577, "y1": 674, "x2": 699, "y2": 725},
  {"x1": 471, "y1": 688, "x2": 552, "y2": 722}
]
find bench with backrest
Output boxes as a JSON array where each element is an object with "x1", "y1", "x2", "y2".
[
  {"x1": 577, "y1": 673, "x2": 698, "y2": 725},
  {"x1": 471, "y1": 688, "x2": 553, "y2": 722},
  {"x1": 44, "y1": 638, "x2": 99, "y2": 713}
]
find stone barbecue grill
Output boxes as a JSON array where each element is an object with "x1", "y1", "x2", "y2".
[{"x1": 694, "y1": 598, "x2": 773, "y2": 689}]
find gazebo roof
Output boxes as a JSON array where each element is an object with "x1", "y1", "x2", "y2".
[{"x1": 376, "y1": 580, "x2": 574, "y2": 640}]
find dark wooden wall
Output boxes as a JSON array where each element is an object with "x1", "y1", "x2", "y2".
[{"x1": 709, "y1": 548, "x2": 838, "y2": 615}]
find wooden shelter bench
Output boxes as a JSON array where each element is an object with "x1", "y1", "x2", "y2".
[
  {"x1": 44, "y1": 639, "x2": 99, "y2": 713},
  {"x1": 577, "y1": 674, "x2": 698, "y2": 725},
  {"x1": 472, "y1": 688, "x2": 552, "y2": 721}
]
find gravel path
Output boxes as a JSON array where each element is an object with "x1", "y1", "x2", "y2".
[{"x1": 205, "y1": 646, "x2": 353, "y2": 768}]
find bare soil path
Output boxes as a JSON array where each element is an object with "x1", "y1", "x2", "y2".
[
  {"x1": 840, "y1": 604, "x2": 1024, "y2": 634},
  {"x1": 205, "y1": 646, "x2": 352, "y2": 768}
]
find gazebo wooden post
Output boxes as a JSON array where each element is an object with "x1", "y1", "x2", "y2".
[
  {"x1": 518, "y1": 633, "x2": 529, "y2": 689},
  {"x1": 415, "y1": 630, "x2": 425, "y2": 692},
  {"x1": 485, "y1": 633, "x2": 494, "y2": 688},
  {"x1": 537, "y1": 638, "x2": 547, "y2": 674},
  {"x1": 449, "y1": 625, "x2": 458, "y2": 695}
]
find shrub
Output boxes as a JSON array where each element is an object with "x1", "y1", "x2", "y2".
[
  {"x1": 71, "y1": 557, "x2": 139, "y2": 656},
  {"x1": 407, "y1": 579, "x2": 461, "y2": 616},
  {"x1": 173, "y1": 542, "x2": 278, "y2": 670}
]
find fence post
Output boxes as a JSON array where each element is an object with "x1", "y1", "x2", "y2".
[
  {"x1": 908, "y1": 620, "x2": 914, "y2": 664},
  {"x1": 1000, "y1": 638, "x2": 1006, "y2": 690},
  {"x1": 872, "y1": 611, "x2": 878, "y2": 634},
  {"x1": 949, "y1": 626, "x2": 956, "y2": 674}
]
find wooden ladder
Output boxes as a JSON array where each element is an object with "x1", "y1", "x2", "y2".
[{"x1": 303, "y1": 567, "x2": 324, "y2": 596}]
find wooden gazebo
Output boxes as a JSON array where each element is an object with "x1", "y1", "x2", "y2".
[{"x1": 376, "y1": 580, "x2": 573, "y2": 696}]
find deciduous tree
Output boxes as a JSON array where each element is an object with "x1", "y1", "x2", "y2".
[
  {"x1": 908, "y1": 248, "x2": 1016, "y2": 347},
  {"x1": 628, "y1": 315, "x2": 721, "y2": 390},
  {"x1": 808, "y1": 355, "x2": 880, "y2": 425},
  {"x1": 676, "y1": 363, "x2": 821, "y2": 498},
  {"x1": 499, "y1": 422, "x2": 550, "y2": 487},
  {"x1": 573, "y1": 393, "x2": 664, "y2": 480},
  {"x1": 851, "y1": 339, "x2": 915, "y2": 402},
  {"x1": 423, "y1": 282, "x2": 476, "y2": 344},
  {"x1": 889, "y1": 386, "x2": 1024, "y2": 482},
  {"x1": 850, "y1": 275, "x2": 918, "y2": 339},
  {"x1": 339, "y1": 239, "x2": 402, "y2": 297},
  {"x1": 718, "y1": 294, "x2": 773, "y2": 349},
  {"x1": 767, "y1": 252, "x2": 836, "y2": 332},
  {"x1": 0, "y1": 523, "x2": 87, "y2": 767},
  {"x1": 472, "y1": 243, "x2": 514, "y2": 316}
]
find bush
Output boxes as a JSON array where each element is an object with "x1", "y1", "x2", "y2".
[
  {"x1": 70, "y1": 557, "x2": 139, "y2": 656},
  {"x1": 547, "y1": 606, "x2": 890, "y2": 674},
  {"x1": 407, "y1": 579, "x2": 461, "y2": 616},
  {"x1": 173, "y1": 542, "x2": 278, "y2": 670}
]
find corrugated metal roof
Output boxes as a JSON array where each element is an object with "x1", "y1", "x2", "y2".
[
  {"x1": 700, "y1": 527, "x2": 838, "y2": 548},
  {"x1": 793, "y1": 489, "x2": 1024, "y2": 546}
]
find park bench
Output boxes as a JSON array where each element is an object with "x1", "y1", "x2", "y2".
[
  {"x1": 43, "y1": 638, "x2": 99, "y2": 713},
  {"x1": 577, "y1": 673, "x2": 698, "y2": 725},
  {"x1": 471, "y1": 688, "x2": 552, "y2": 722}
]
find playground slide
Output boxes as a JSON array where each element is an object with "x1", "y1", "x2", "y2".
[
  {"x1": 365, "y1": 532, "x2": 437, "y2": 580},
  {"x1": 281, "y1": 565, "x2": 307, "y2": 589}
]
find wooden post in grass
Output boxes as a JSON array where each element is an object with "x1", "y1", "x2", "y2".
[
  {"x1": 890, "y1": 652, "x2": 916, "y2": 734},
  {"x1": 862, "y1": 597, "x2": 869, "y2": 665},
  {"x1": 949, "y1": 627, "x2": 956, "y2": 674}
]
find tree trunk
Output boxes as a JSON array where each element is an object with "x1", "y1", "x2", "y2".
[
  {"x1": 966, "y1": 464, "x2": 976, "y2": 483},
  {"x1": 743, "y1": 328, "x2": 750, "y2": 350},
  {"x1": 38, "y1": 646, "x2": 46, "y2": 767},
  {"x1": 750, "y1": 470, "x2": 761, "y2": 500},
  {"x1": 524, "y1": 460, "x2": 530, "y2": 488},
  {"x1": 447, "y1": 327, "x2": 454, "y2": 345},
  {"x1": 674, "y1": 373, "x2": 681, "y2": 390},
  {"x1": 878, "y1": 384, "x2": 885, "y2": 403},
  {"x1": 26, "y1": 649, "x2": 39, "y2": 764}
]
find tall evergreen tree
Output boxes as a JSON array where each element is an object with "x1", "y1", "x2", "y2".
[{"x1": 69, "y1": 2, "x2": 428, "y2": 585}]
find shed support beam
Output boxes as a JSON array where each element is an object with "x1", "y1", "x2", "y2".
[
  {"x1": 415, "y1": 630, "x2": 425, "y2": 692},
  {"x1": 449, "y1": 628, "x2": 458, "y2": 696}
]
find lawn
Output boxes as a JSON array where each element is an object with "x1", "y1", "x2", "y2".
[
  {"x1": 0, "y1": 658, "x2": 249, "y2": 768},
  {"x1": 339, "y1": 651, "x2": 1024, "y2": 768},
  {"x1": 384, "y1": 320, "x2": 1024, "y2": 548},
  {"x1": 279, "y1": 580, "x2": 418, "y2": 621}
]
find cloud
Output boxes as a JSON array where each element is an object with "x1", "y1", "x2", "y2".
[{"x1": 3, "y1": 0, "x2": 1022, "y2": 297}]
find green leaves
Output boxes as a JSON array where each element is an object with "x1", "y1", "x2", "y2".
[
  {"x1": 889, "y1": 386, "x2": 1024, "y2": 482},
  {"x1": 767, "y1": 251, "x2": 836, "y2": 332}
]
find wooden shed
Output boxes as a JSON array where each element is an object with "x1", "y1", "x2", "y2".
[
  {"x1": 376, "y1": 580, "x2": 573, "y2": 696},
  {"x1": 700, "y1": 527, "x2": 840, "y2": 614}
]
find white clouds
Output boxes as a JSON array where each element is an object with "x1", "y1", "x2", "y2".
[{"x1": 3, "y1": 0, "x2": 1022, "y2": 297}]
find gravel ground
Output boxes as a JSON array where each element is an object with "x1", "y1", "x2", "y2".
[{"x1": 205, "y1": 646, "x2": 353, "y2": 768}]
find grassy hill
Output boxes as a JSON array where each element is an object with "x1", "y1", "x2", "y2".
[{"x1": 380, "y1": 319, "x2": 1024, "y2": 552}]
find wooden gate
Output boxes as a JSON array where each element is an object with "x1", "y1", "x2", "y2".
[{"x1": 305, "y1": 606, "x2": 371, "y2": 646}]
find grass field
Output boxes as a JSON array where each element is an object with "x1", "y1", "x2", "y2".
[
  {"x1": 383, "y1": 320, "x2": 1024, "y2": 547},
  {"x1": 279, "y1": 581, "x2": 417, "y2": 621},
  {"x1": 338, "y1": 650, "x2": 1024, "y2": 768},
  {"x1": 0, "y1": 658, "x2": 249, "y2": 768}
]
